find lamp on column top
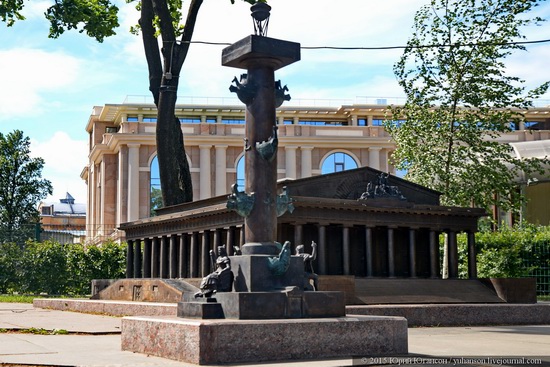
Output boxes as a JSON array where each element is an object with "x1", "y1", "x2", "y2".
[{"x1": 251, "y1": 2, "x2": 271, "y2": 36}]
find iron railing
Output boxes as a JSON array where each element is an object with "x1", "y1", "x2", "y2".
[
  {"x1": 0, "y1": 224, "x2": 122, "y2": 246},
  {"x1": 524, "y1": 243, "x2": 550, "y2": 296}
]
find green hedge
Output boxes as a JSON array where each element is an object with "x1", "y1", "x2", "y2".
[
  {"x1": 0, "y1": 240, "x2": 126, "y2": 295},
  {"x1": 455, "y1": 224, "x2": 550, "y2": 295}
]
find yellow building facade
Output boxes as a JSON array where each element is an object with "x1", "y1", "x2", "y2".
[{"x1": 82, "y1": 100, "x2": 550, "y2": 241}]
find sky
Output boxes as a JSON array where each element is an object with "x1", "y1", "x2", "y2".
[{"x1": 0, "y1": 0, "x2": 549, "y2": 205}]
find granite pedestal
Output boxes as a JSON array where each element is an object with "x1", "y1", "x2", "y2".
[
  {"x1": 177, "y1": 254, "x2": 346, "y2": 319},
  {"x1": 121, "y1": 314, "x2": 408, "y2": 365}
]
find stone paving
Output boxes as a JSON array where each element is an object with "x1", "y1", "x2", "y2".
[{"x1": 1, "y1": 302, "x2": 549, "y2": 367}]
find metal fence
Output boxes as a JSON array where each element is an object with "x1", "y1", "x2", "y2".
[
  {"x1": 524, "y1": 242, "x2": 550, "y2": 296},
  {"x1": 0, "y1": 223, "x2": 122, "y2": 246}
]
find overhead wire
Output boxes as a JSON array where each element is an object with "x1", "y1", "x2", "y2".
[{"x1": 183, "y1": 38, "x2": 550, "y2": 50}]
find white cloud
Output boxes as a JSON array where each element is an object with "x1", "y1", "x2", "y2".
[
  {"x1": 20, "y1": 0, "x2": 51, "y2": 20},
  {"x1": 174, "y1": 0, "x2": 426, "y2": 99},
  {"x1": 3, "y1": 0, "x2": 548, "y2": 205},
  {"x1": 30, "y1": 131, "x2": 88, "y2": 203},
  {"x1": 506, "y1": 44, "x2": 550, "y2": 101},
  {"x1": 0, "y1": 48, "x2": 80, "y2": 119}
]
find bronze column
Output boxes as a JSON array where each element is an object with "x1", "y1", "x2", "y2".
[
  {"x1": 429, "y1": 230, "x2": 439, "y2": 278},
  {"x1": 143, "y1": 238, "x2": 152, "y2": 278},
  {"x1": 317, "y1": 224, "x2": 327, "y2": 275},
  {"x1": 342, "y1": 226, "x2": 351, "y2": 275},
  {"x1": 151, "y1": 237, "x2": 160, "y2": 278},
  {"x1": 365, "y1": 226, "x2": 373, "y2": 277},
  {"x1": 169, "y1": 234, "x2": 178, "y2": 279},
  {"x1": 178, "y1": 234, "x2": 187, "y2": 278},
  {"x1": 388, "y1": 227, "x2": 396, "y2": 277},
  {"x1": 160, "y1": 235, "x2": 168, "y2": 279},
  {"x1": 133, "y1": 239, "x2": 142, "y2": 278},
  {"x1": 189, "y1": 232, "x2": 198, "y2": 278},
  {"x1": 223, "y1": 35, "x2": 300, "y2": 256},
  {"x1": 126, "y1": 240, "x2": 134, "y2": 278},
  {"x1": 408, "y1": 228, "x2": 417, "y2": 278}
]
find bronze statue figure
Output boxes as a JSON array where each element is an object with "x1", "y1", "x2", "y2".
[
  {"x1": 194, "y1": 245, "x2": 234, "y2": 298},
  {"x1": 267, "y1": 241, "x2": 292, "y2": 276},
  {"x1": 296, "y1": 241, "x2": 319, "y2": 291}
]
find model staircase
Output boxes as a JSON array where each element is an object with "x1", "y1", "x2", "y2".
[{"x1": 353, "y1": 278, "x2": 505, "y2": 304}]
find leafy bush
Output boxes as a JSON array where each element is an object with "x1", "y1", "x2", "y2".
[
  {"x1": 66, "y1": 241, "x2": 126, "y2": 294},
  {"x1": 0, "y1": 242, "x2": 23, "y2": 293},
  {"x1": 455, "y1": 224, "x2": 550, "y2": 290},
  {"x1": 19, "y1": 241, "x2": 70, "y2": 295},
  {"x1": 0, "y1": 240, "x2": 126, "y2": 296}
]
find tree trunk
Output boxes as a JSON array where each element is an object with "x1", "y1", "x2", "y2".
[
  {"x1": 156, "y1": 94, "x2": 193, "y2": 206},
  {"x1": 140, "y1": 0, "x2": 204, "y2": 206}
]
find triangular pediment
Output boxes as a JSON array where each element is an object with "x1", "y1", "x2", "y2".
[{"x1": 278, "y1": 166, "x2": 441, "y2": 206}]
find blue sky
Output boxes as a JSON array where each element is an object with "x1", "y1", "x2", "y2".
[{"x1": 0, "y1": 0, "x2": 549, "y2": 204}]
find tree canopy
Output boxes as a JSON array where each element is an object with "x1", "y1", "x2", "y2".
[
  {"x1": 387, "y1": 0, "x2": 549, "y2": 216},
  {"x1": 2, "y1": 0, "x2": 261, "y2": 208},
  {"x1": 0, "y1": 130, "x2": 52, "y2": 239}
]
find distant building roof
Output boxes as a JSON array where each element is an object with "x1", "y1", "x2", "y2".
[
  {"x1": 40, "y1": 192, "x2": 86, "y2": 216},
  {"x1": 509, "y1": 140, "x2": 550, "y2": 183}
]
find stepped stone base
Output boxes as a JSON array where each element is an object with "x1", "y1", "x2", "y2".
[
  {"x1": 179, "y1": 289, "x2": 345, "y2": 319},
  {"x1": 91, "y1": 278, "x2": 199, "y2": 303},
  {"x1": 34, "y1": 299, "x2": 550, "y2": 327},
  {"x1": 121, "y1": 315, "x2": 408, "y2": 365},
  {"x1": 347, "y1": 303, "x2": 550, "y2": 327},
  {"x1": 353, "y1": 279, "x2": 509, "y2": 304}
]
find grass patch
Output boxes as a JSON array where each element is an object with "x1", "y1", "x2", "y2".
[
  {"x1": 538, "y1": 295, "x2": 550, "y2": 302},
  {"x1": 0, "y1": 327, "x2": 68, "y2": 335},
  {"x1": 0, "y1": 294, "x2": 89, "y2": 303},
  {"x1": 0, "y1": 294, "x2": 41, "y2": 303}
]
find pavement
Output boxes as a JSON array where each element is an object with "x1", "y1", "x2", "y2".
[{"x1": 1, "y1": 302, "x2": 550, "y2": 367}]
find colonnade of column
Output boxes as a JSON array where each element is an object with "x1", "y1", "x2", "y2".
[
  {"x1": 284, "y1": 223, "x2": 477, "y2": 279},
  {"x1": 126, "y1": 226, "x2": 245, "y2": 279},
  {"x1": 127, "y1": 222, "x2": 479, "y2": 280}
]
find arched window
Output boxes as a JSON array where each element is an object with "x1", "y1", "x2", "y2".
[
  {"x1": 321, "y1": 152, "x2": 358, "y2": 174},
  {"x1": 236, "y1": 156, "x2": 245, "y2": 189},
  {"x1": 150, "y1": 156, "x2": 162, "y2": 215}
]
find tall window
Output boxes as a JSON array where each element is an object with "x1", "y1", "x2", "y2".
[
  {"x1": 236, "y1": 156, "x2": 245, "y2": 189},
  {"x1": 321, "y1": 152, "x2": 358, "y2": 174},
  {"x1": 222, "y1": 118, "x2": 245, "y2": 124},
  {"x1": 150, "y1": 156, "x2": 162, "y2": 215},
  {"x1": 180, "y1": 117, "x2": 201, "y2": 124}
]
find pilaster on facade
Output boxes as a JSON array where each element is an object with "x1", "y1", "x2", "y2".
[
  {"x1": 199, "y1": 145, "x2": 212, "y2": 199},
  {"x1": 285, "y1": 145, "x2": 298, "y2": 179},
  {"x1": 215, "y1": 145, "x2": 228, "y2": 196},
  {"x1": 301, "y1": 146, "x2": 314, "y2": 178},
  {"x1": 127, "y1": 143, "x2": 141, "y2": 222},
  {"x1": 116, "y1": 147, "x2": 127, "y2": 226},
  {"x1": 368, "y1": 147, "x2": 382, "y2": 170}
]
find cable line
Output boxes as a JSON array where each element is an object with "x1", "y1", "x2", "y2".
[{"x1": 183, "y1": 38, "x2": 550, "y2": 50}]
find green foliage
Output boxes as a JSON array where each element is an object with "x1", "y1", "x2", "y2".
[
  {"x1": 455, "y1": 224, "x2": 550, "y2": 281},
  {"x1": 0, "y1": 327, "x2": 68, "y2": 334},
  {"x1": 0, "y1": 131, "x2": 52, "y2": 243},
  {"x1": 1, "y1": 240, "x2": 126, "y2": 296},
  {"x1": 150, "y1": 187, "x2": 163, "y2": 216},
  {"x1": 0, "y1": 294, "x2": 39, "y2": 303},
  {"x1": 19, "y1": 241, "x2": 71, "y2": 295},
  {"x1": 0, "y1": 242, "x2": 23, "y2": 293},
  {"x1": 18, "y1": 327, "x2": 68, "y2": 335},
  {"x1": 0, "y1": 0, "x2": 25, "y2": 26},
  {"x1": 387, "y1": 0, "x2": 550, "y2": 214},
  {"x1": 45, "y1": 0, "x2": 120, "y2": 42}
]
